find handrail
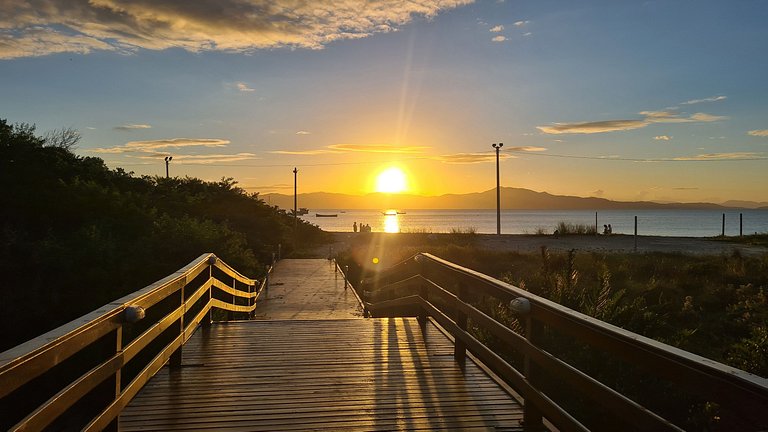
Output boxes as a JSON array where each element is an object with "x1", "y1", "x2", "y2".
[
  {"x1": 333, "y1": 259, "x2": 367, "y2": 316},
  {"x1": 0, "y1": 253, "x2": 266, "y2": 431},
  {"x1": 364, "y1": 252, "x2": 768, "y2": 431}
]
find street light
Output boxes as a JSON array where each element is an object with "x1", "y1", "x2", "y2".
[
  {"x1": 164, "y1": 156, "x2": 173, "y2": 178},
  {"x1": 492, "y1": 143, "x2": 503, "y2": 235},
  {"x1": 293, "y1": 167, "x2": 298, "y2": 232}
]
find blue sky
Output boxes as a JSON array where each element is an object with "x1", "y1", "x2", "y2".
[{"x1": 2, "y1": 0, "x2": 767, "y2": 203}]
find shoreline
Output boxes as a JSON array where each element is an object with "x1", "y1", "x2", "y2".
[{"x1": 318, "y1": 231, "x2": 768, "y2": 257}]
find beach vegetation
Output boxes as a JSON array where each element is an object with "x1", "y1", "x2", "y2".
[
  {"x1": 0, "y1": 120, "x2": 325, "y2": 350},
  {"x1": 555, "y1": 221, "x2": 598, "y2": 235}
]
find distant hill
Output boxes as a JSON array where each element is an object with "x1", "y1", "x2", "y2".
[
  {"x1": 262, "y1": 187, "x2": 734, "y2": 210},
  {"x1": 721, "y1": 200, "x2": 768, "y2": 209}
]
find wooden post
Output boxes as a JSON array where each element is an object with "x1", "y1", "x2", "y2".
[
  {"x1": 227, "y1": 277, "x2": 236, "y2": 321},
  {"x1": 418, "y1": 283, "x2": 429, "y2": 331},
  {"x1": 740, "y1": 213, "x2": 743, "y2": 237},
  {"x1": 523, "y1": 316, "x2": 544, "y2": 431},
  {"x1": 344, "y1": 265, "x2": 349, "y2": 290},
  {"x1": 634, "y1": 216, "x2": 638, "y2": 252},
  {"x1": 170, "y1": 283, "x2": 184, "y2": 368},
  {"x1": 204, "y1": 264, "x2": 213, "y2": 327},
  {"x1": 595, "y1": 211, "x2": 598, "y2": 236},
  {"x1": 454, "y1": 284, "x2": 468, "y2": 370},
  {"x1": 722, "y1": 213, "x2": 726, "y2": 237}
]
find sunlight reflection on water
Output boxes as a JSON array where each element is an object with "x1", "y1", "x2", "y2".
[{"x1": 383, "y1": 214, "x2": 400, "y2": 233}]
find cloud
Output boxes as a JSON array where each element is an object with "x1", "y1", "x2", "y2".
[
  {"x1": 0, "y1": 0, "x2": 473, "y2": 59},
  {"x1": 523, "y1": 32, "x2": 532, "y2": 37},
  {"x1": 514, "y1": 20, "x2": 529, "y2": 26},
  {"x1": 592, "y1": 189, "x2": 604, "y2": 197},
  {"x1": 506, "y1": 146, "x2": 547, "y2": 152},
  {"x1": 538, "y1": 109, "x2": 727, "y2": 135},
  {"x1": 680, "y1": 95, "x2": 726, "y2": 105},
  {"x1": 537, "y1": 119, "x2": 649, "y2": 134},
  {"x1": 243, "y1": 183, "x2": 293, "y2": 191},
  {"x1": 91, "y1": 138, "x2": 230, "y2": 153},
  {"x1": 490, "y1": 25, "x2": 504, "y2": 32},
  {"x1": 434, "y1": 153, "x2": 515, "y2": 164},
  {"x1": 747, "y1": 129, "x2": 768, "y2": 137},
  {"x1": 295, "y1": 131, "x2": 311, "y2": 135},
  {"x1": 328, "y1": 144, "x2": 429, "y2": 153},
  {"x1": 236, "y1": 82, "x2": 255, "y2": 92},
  {"x1": 673, "y1": 152, "x2": 766, "y2": 161},
  {"x1": 114, "y1": 124, "x2": 152, "y2": 131},
  {"x1": 672, "y1": 187, "x2": 699, "y2": 190},
  {"x1": 270, "y1": 149, "x2": 341, "y2": 155},
  {"x1": 653, "y1": 135, "x2": 671, "y2": 141},
  {"x1": 492, "y1": 35, "x2": 507, "y2": 42},
  {"x1": 136, "y1": 153, "x2": 259, "y2": 164}
]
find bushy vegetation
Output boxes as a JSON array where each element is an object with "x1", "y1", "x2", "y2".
[
  {"x1": 556, "y1": 221, "x2": 598, "y2": 235},
  {"x1": 0, "y1": 119, "x2": 325, "y2": 350}
]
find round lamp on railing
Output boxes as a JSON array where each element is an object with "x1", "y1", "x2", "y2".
[
  {"x1": 509, "y1": 297, "x2": 531, "y2": 315},
  {"x1": 125, "y1": 305, "x2": 146, "y2": 323},
  {"x1": 207, "y1": 256, "x2": 217, "y2": 265}
]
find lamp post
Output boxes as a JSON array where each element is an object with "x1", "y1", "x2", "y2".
[
  {"x1": 164, "y1": 156, "x2": 173, "y2": 178},
  {"x1": 492, "y1": 143, "x2": 503, "y2": 235},
  {"x1": 293, "y1": 167, "x2": 298, "y2": 232}
]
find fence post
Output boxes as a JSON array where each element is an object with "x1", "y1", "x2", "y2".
[
  {"x1": 170, "y1": 282, "x2": 184, "y2": 368},
  {"x1": 454, "y1": 283, "x2": 468, "y2": 369},
  {"x1": 523, "y1": 316, "x2": 544, "y2": 431},
  {"x1": 344, "y1": 265, "x2": 349, "y2": 290},
  {"x1": 418, "y1": 283, "x2": 429, "y2": 331},
  {"x1": 634, "y1": 215, "x2": 638, "y2": 252},
  {"x1": 740, "y1": 213, "x2": 743, "y2": 237},
  {"x1": 722, "y1": 213, "x2": 726, "y2": 237}
]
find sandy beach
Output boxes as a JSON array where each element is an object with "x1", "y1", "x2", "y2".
[{"x1": 318, "y1": 232, "x2": 768, "y2": 258}]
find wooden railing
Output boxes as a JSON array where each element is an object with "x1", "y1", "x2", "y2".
[
  {"x1": 361, "y1": 253, "x2": 768, "y2": 432},
  {"x1": 0, "y1": 253, "x2": 269, "y2": 432}
]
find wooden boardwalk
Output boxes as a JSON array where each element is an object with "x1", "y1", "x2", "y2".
[
  {"x1": 254, "y1": 259, "x2": 363, "y2": 320},
  {"x1": 119, "y1": 260, "x2": 524, "y2": 431}
]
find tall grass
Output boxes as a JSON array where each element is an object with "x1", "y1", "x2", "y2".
[
  {"x1": 556, "y1": 221, "x2": 597, "y2": 235},
  {"x1": 448, "y1": 226, "x2": 477, "y2": 235}
]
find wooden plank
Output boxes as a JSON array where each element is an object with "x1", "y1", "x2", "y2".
[{"x1": 120, "y1": 318, "x2": 523, "y2": 431}]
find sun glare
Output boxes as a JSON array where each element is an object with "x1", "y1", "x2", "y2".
[{"x1": 375, "y1": 167, "x2": 407, "y2": 193}]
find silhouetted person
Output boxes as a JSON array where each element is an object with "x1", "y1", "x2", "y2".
[
  {"x1": 353, "y1": 222, "x2": 358, "y2": 233},
  {"x1": 608, "y1": 224, "x2": 612, "y2": 235},
  {"x1": 603, "y1": 224, "x2": 608, "y2": 235}
]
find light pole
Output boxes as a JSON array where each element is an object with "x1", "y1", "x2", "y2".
[
  {"x1": 293, "y1": 167, "x2": 298, "y2": 232},
  {"x1": 164, "y1": 156, "x2": 173, "y2": 178},
  {"x1": 492, "y1": 143, "x2": 503, "y2": 235}
]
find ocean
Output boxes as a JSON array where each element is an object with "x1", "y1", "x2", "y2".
[{"x1": 300, "y1": 209, "x2": 768, "y2": 237}]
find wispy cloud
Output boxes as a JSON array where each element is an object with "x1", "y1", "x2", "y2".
[
  {"x1": 243, "y1": 183, "x2": 293, "y2": 191},
  {"x1": 136, "y1": 153, "x2": 259, "y2": 164},
  {"x1": 654, "y1": 135, "x2": 671, "y2": 141},
  {"x1": 328, "y1": 144, "x2": 430, "y2": 153},
  {"x1": 91, "y1": 138, "x2": 230, "y2": 154},
  {"x1": 270, "y1": 149, "x2": 341, "y2": 155},
  {"x1": 538, "y1": 109, "x2": 727, "y2": 135},
  {"x1": 295, "y1": 131, "x2": 311, "y2": 135},
  {"x1": 747, "y1": 129, "x2": 768, "y2": 137},
  {"x1": 514, "y1": 20, "x2": 529, "y2": 26},
  {"x1": 492, "y1": 35, "x2": 507, "y2": 42},
  {"x1": 673, "y1": 152, "x2": 766, "y2": 161},
  {"x1": 680, "y1": 95, "x2": 727, "y2": 105},
  {"x1": 114, "y1": 124, "x2": 152, "y2": 131},
  {"x1": 490, "y1": 25, "x2": 504, "y2": 32},
  {"x1": 537, "y1": 120, "x2": 648, "y2": 134},
  {"x1": 0, "y1": 0, "x2": 473, "y2": 59},
  {"x1": 434, "y1": 153, "x2": 515, "y2": 164},
  {"x1": 236, "y1": 82, "x2": 255, "y2": 92},
  {"x1": 672, "y1": 187, "x2": 699, "y2": 190}
]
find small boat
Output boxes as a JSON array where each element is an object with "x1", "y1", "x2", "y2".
[
  {"x1": 316, "y1": 213, "x2": 338, "y2": 217},
  {"x1": 292, "y1": 207, "x2": 309, "y2": 216},
  {"x1": 382, "y1": 210, "x2": 407, "y2": 215}
]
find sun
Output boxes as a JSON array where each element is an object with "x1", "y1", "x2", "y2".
[{"x1": 375, "y1": 167, "x2": 408, "y2": 193}]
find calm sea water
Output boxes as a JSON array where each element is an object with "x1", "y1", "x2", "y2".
[{"x1": 300, "y1": 209, "x2": 768, "y2": 237}]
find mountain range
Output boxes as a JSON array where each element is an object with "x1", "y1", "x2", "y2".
[{"x1": 261, "y1": 187, "x2": 768, "y2": 210}]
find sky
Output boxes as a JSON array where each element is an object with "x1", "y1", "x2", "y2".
[{"x1": 1, "y1": 0, "x2": 767, "y2": 204}]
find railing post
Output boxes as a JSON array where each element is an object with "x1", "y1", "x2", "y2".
[
  {"x1": 204, "y1": 263, "x2": 213, "y2": 327},
  {"x1": 454, "y1": 283, "x2": 468, "y2": 370},
  {"x1": 344, "y1": 265, "x2": 349, "y2": 290},
  {"x1": 418, "y1": 282, "x2": 429, "y2": 331},
  {"x1": 523, "y1": 316, "x2": 544, "y2": 431},
  {"x1": 227, "y1": 277, "x2": 236, "y2": 321},
  {"x1": 170, "y1": 282, "x2": 184, "y2": 368},
  {"x1": 102, "y1": 327, "x2": 121, "y2": 432}
]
